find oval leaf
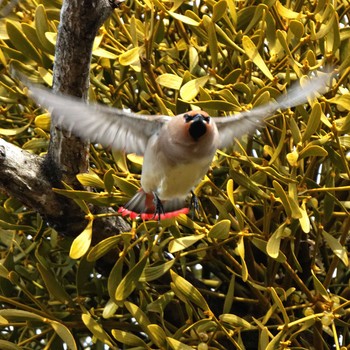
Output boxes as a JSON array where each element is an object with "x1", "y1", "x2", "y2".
[
  {"x1": 168, "y1": 234, "x2": 205, "y2": 253},
  {"x1": 208, "y1": 220, "x2": 231, "y2": 239},
  {"x1": 69, "y1": 219, "x2": 93, "y2": 259}
]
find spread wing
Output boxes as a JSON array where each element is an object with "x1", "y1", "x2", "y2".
[
  {"x1": 27, "y1": 84, "x2": 171, "y2": 155},
  {"x1": 214, "y1": 73, "x2": 330, "y2": 148}
]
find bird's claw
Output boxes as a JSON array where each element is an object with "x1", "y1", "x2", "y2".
[{"x1": 152, "y1": 192, "x2": 165, "y2": 221}]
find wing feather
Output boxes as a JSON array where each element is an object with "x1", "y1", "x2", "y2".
[
  {"x1": 214, "y1": 73, "x2": 330, "y2": 148},
  {"x1": 27, "y1": 84, "x2": 170, "y2": 155}
]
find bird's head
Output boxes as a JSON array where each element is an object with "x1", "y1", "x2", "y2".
[{"x1": 183, "y1": 110, "x2": 211, "y2": 141}]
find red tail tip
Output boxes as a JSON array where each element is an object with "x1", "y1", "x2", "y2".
[{"x1": 118, "y1": 207, "x2": 190, "y2": 220}]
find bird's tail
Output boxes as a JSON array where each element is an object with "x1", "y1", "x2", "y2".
[{"x1": 118, "y1": 189, "x2": 189, "y2": 220}]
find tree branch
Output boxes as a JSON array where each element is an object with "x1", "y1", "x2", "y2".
[{"x1": 0, "y1": 0, "x2": 131, "y2": 238}]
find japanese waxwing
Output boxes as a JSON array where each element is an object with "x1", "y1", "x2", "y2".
[{"x1": 24, "y1": 73, "x2": 330, "y2": 220}]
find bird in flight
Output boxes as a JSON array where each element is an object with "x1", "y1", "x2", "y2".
[{"x1": 24, "y1": 73, "x2": 330, "y2": 220}]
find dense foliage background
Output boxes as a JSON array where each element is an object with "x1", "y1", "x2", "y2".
[{"x1": 0, "y1": 0, "x2": 349, "y2": 349}]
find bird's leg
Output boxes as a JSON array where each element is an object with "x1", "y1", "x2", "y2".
[
  {"x1": 190, "y1": 191, "x2": 200, "y2": 218},
  {"x1": 152, "y1": 192, "x2": 165, "y2": 220}
]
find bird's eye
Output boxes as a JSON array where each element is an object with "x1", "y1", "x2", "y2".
[
  {"x1": 203, "y1": 116, "x2": 210, "y2": 123},
  {"x1": 184, "y1": 114, "x2": 193, "y2": 123}
]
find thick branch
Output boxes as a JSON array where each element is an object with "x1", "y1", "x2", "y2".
[
  {"x1": 0, "y1": 0, "x2": 130, "y2": 238},
  {"x1": 48, "y1": 0, "x2": 113, "y2": 186},
  {"x1": 0, "y1": 139, "x2": 84, "y2": 234}
]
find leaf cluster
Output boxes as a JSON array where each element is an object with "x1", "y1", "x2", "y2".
[{"x1": 0, "y1": 0, "x2": 350, "y2": 349}]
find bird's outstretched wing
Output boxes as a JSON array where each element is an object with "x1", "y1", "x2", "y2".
[
  {"x1": 214, "y1": 73, "x2": 331, "y2": 148},
  {"x1": 27, "y1": 84, "x2": 171, "y2": 155}
]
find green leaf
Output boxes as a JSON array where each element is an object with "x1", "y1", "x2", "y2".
[
  {"x1": 219, "y1": 313, "x2": 255, "y2": 329},
  {"x1": 37, "y1": 263, "x2": 74, "y2": 305},
  {"x1": 167, "y1": 11, "x2": 200, "y2": 26},
  {"x1": 87, "y1": 236, "x2": 121, "y2": 262},
  {"x1": 113, "y1": 175, "x2": 139, "y2": 197},
  {"x1": 321, "y1": 230, "x2": 348, "y2": 266},
  {"x1": 76, "y1": 172, "x2": 104, "y2": 189},
  {"x1": 156, "y1": 73, "x2": 183, "y2": 90},
  {"x1": 139, "y1": 260, "x2": 175, "y2": 282},
  {"x1": 0, "y1": 122, "x2": 31, "y2": 136},
  {"x1": 6, "y1": 20, "x2": 42, "y2": 64},
  {"x1": 298, "y1": 144, "x2": 328, "y2": 159},
  {"x1": 168, "y1": 234, "x2": 205, "y2": 253},
  {"x1": 0, "y1": 340, "x2": 22, "y2": 350},
  {"x1": 49, "y1": 320, "x2": 78, "y2": 350},
  {"x1": 302, "y1": 102, "x2": 322, "y2": 142},
  {"x1": 275, "y1": 0, "x2": 306, "y2": 19},
  {"x1": 212, "y1": 0, "x2": 228, "y2": 22},
  {"x1": 147, "y1": 324, "x2": 167, "y2": 348},
  {"x1": 115, "y1": 254, "x2": 148, "y2": 301},
  {"x1": 119, "y1": 46, "x2": 140, "y2": 66},
  {"x1": 166, "y1": 337, "x2": 194, "y2": 350},
  {"x1": 69, "y1": 219, "x2": 93, "y2": 259},
  {"x1": 251, "y1": 238, "x2": 286, "y2": 263},
  {"x1": 0, "y1": 263, "x2": 9, "y2": 278},
  {"x1": 34, "y1": 113, "x2": 51, "y2": 131},
  {"x1": 147, "y1": 291, "x2": 175, "y2": 313},
  {"x1": 103, "y1": 168, "x2": 115, "y2": 194},
  {"x1": 311, "y1": 270, "x2": 330, "y2": 302},
  {"x1": 180, "y1": 76, "x2": 209, "y2": 101},
  {"x1": 242, "y1": 35, "x2": 273, "y2": 80},
  {"x1": 266, "y1": 223, "x2": 290, "y2": 259},
  {"x1": 208, "y1": 220, "x2": 231, "y2": 239},
  {"x1": 124, "y1": 301, "x2": 152, "y2": 331},
  {"x1": 170, "y1": 270, "x2": 209, "y2": 311},
  {"x1": 34, "y1": 5, "x2": 55, "y2": 53},
  {"x1": 81, "y1": 313, "x2": 114, "y2": 347},
  {"x1": 111, "y1": 329, "x2": 147, "y2": 347}
]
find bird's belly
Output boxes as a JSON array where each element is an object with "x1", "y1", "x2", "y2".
[{"x1": 141, "y1": 158, "x2": 211, "y2": 201}]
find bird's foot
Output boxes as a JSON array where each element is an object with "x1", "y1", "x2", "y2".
[{"x1": 152, "y1": 192, "x2": 165, "y2": 221}]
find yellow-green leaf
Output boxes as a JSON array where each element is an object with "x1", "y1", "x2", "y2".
[
  {"x1": 0, "y1": 122, "x2": 31, "y2": 136},
  {"x1": 168, "y1": 234, "x2": 205, "y2": 253},
  {"x1": 219, "y1": 313, "x2": 255, "y2": 329},
  {"x1": 298, "y1": 144, "x2": 328, "y2": 159},
  {"x1": 81, "y1": 313, "x2": 114, "y2": 347},
  {"x1": 242, "y1": 35, "x2": 273, "y2": 80},
  {"x1": 112, "y1": 175, "x2": 139, "y2": 197},
  {"x1": 0, "y1": 340, "x2": 21, "y2": 350},
  {"x1": 37, "y1": 263, "x2": 73, "y2": 305},
  {"x1": 170, "y1": 270, "x2": 209, "y2": 311},
  {"x1": 208, "y1": 220, "x2": 230, "y2": 239},
  {"x1": 311, "y1": 270, "x2": 330, "y2": 301},
  {"x1": 302, "y1": 102, "x2": 322, "y2": 142},
  {"x1": 275, "y1": 0, "x2": 305, "y2": 19},
  {"x1": 6, "y1": 20, "x2": 42, "y2": 63},
  {"x1": 180, "y1": 76, "x2": 209, "y2": 101},
  {"x1": 156, "y1": 73, "x2": 183, "y2": 90},
  {"x1": 147, "y1": 324, "x2": 167, "y2": 348},
  {"x1": 212, "y1": 0, "x2": 227, "y2": 22},
  {"x1": 166, "y1": 337, "x2": 194, "y2": 350},
  {"x1": 87, "y1": 236, "x2": 121, "y2": 262},
  {"x1": 266, "y1": 223, "x2": 291, "y2": 259},
  {"x1": 49, "y1": 320, "x2": 78, "y2": 350},
  {"x1": 69, "y1": 219, "x2": 93, "y2": 259},
  {"x1": 139, "y1": 260, "x2": 175, "y2": 282},
  {"x1": 168, "y1": 11, "x2": 200, "y2": 26},
  {"x1": 34, "y1": 113, "x2": 51, "y2": 131},
  {"x1": 76, "y1": 172, "x2": 104, "y2": 189},
  {"x1": 111, "y1": 329, "x2": 147, "y2": 347},
  {"x1": 119, "y1": 46, "x2": 141, "y2": 70},
  {"x1": 321, "y1": 230, "x2": 348, "y2": 266},
  {"x1": 115, "y1": 254, "x2": 148, "y2": 301}
]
